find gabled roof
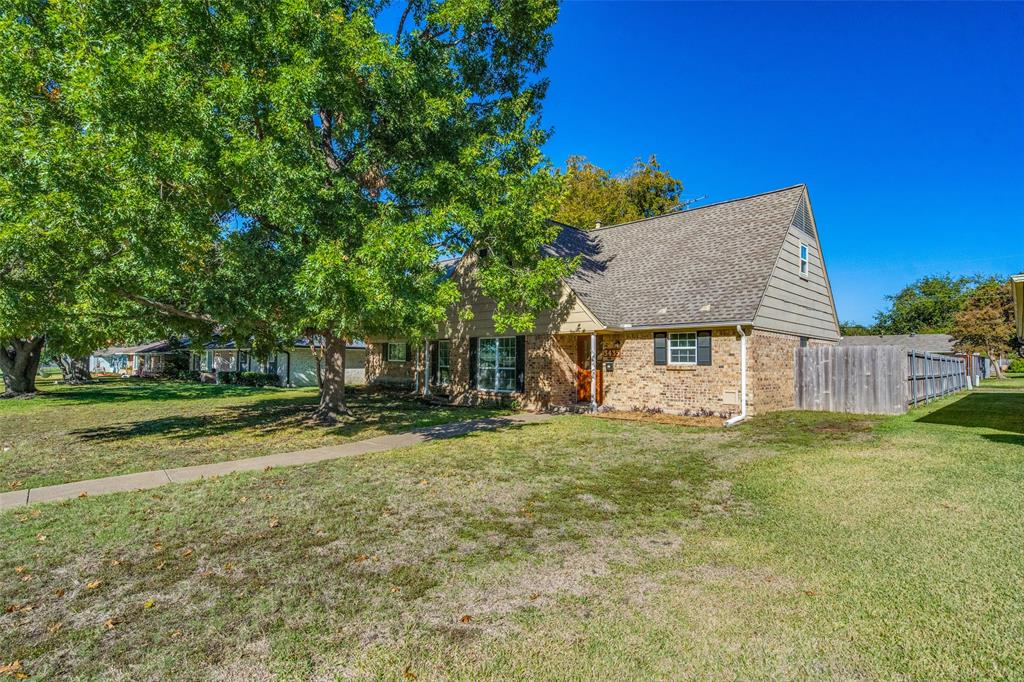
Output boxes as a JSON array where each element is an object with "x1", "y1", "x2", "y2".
[
  {"x1": 545, "y1": 185, "x2": 808, "y2": 328},
  {"x1": 839, "y1": 333, "x2": 955, "y2": 354}
]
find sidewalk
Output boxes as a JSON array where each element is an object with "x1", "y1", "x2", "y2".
[{"x1": 0, "y1": 413, "x2": 550, "y2": 510}]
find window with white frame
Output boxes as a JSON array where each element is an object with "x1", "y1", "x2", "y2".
[
  {"x1": 478, "y1": 337, "x2": 516, "y2": 392},
  {"x1": 668, "y1": 332, "x2": 697, "y2": 365},
  {"x1": 387, "y1": 342, "x2": 408, "y2": 362},
  {"x1": 437, "y1": 340, "x2": 451, "y2": 385},
  {"x1": 799, "y1": 243, "x2": 809, "y2": 278}
]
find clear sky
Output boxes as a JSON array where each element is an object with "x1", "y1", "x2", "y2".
[{"x1": 540, "y1": 1, "x2": 1023, "y2": 324}]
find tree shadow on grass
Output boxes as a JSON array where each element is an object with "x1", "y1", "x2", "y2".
[
  {"x1": 66, "y1": 389, "x2": 507, "y2": 445},
  {"x1": 914, "y1": 392, "x2": 1024, "y2": 435},
  {"x1": 39, "y1": 379, "x2": 274, "y2": 405}
]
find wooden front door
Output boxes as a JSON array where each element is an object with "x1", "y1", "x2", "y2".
[{"x1": 576, "y1": 336, "x2": 602, "y2": 404}]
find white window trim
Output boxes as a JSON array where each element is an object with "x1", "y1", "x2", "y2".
[
  {"x1": 799, "y1": 243, "x2": 809, "y2": 279},
  {"x1": 437, "y1": 339, "x2": 451, "y2": 385},
  {"x1": 668, "y1": 332, "x2": 697, "y2": 366},
  {"x1": 386, "y1": 341, "x2": 408, "y2": 363},
  {"x1": 477, "y1": 336, "x2": 517, "y2": 393}
]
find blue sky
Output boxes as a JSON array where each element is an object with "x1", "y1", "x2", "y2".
[{"x1": 540, "y1": 1, "x2": 1023, "y2": 324}]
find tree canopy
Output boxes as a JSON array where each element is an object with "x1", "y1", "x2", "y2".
[
  {"x1": 553, "y1": 155, "x2": 684, "y2": 229},
  {"x1": 950, "y1": 279, "x2": 1017, "y2": 377},
  {"x1": 872, "y1": 274, "x2": 983, "y2": 335},
  {"x1": 1, "y1": 0, "x2": 573, "y2": 415}
]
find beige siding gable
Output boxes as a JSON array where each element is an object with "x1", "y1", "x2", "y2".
[
  {"x1": 753, "y1": 192, "x2": 841, "y2": 340},
  {"x1": 439, "y1": 253, "x2": 604, "y2": 338}
]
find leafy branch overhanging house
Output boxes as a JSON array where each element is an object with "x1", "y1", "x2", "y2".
[{"x1": 366, "y1": 184, "x2": 842, "y2": 419}]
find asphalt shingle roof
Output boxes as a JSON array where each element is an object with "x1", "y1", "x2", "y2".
[
  {"x1": 838, "y1": 334, "x2": 955, "y2": 354},
  {"x1": 546, "y1": 185, "x2": 807, "y2": 328}
]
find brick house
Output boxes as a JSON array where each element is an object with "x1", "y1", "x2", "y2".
[{"x1": 366, "y1": 184, "x2": 840, "y2": 419}]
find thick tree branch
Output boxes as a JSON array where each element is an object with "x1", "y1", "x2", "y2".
[
  {"x1": 396, "y1": 1, "x2": 413, "y2": 40},
  {"x1": 116, "y1": 290, "x2": 217, "y2": 324}
]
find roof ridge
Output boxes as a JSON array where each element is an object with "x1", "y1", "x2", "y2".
[{"x1": 582, "y1": 183, "x2": 808, "y2": 233}]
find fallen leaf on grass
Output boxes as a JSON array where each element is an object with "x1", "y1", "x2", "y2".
[
  {"x1": 8, "y1": 481, "x2": 22, "y2": 490},
  {"x1": 35, "y1": 534, "x2": 47, "y2": 543},
  {"x1": 143, "y1": 599, "x2": 156, "y2": 609},
  {"x1": 0, "y1": 660, "x2": 23, "y2": 675},
  {"x1": 239, "y1": 496, "x2": 249, "y2": 503},
  {"x1": 529, "y1": 592, "x2": 541, "y2": 600},
  {"x1": 402, "y1": 665, "x2": 417, "y2": 680},
  {"x1": 110, "y1": 559, "x2": 122, "y2": 567},
  {"x1": 155, "y1": 561, "x2": 166, "y2": 570},
  {"x1": 86, "y1": 580, "x2": 102, "y2": 590},
  {"x1": 170, "y1": 629, "x2": 182, "y2": 639},
  {"x1": 263, "y1": 466, "x2": 273, "y2": 472},
  {"x1": 14, "y1": 566, "x2": 25, "y2": 574},
  {"x1": 354, "y1": 554, "x2": 369, "y2": 563},
  {"x1": 53, "y1": 589, "x2": 65, "y2": 598},
  {"x1": 48, "y1": 622, "x2": 63, "y2": 634},
  {"x1": 78, "y1": 491, "x2": 88, "y2": 498},
  {"x1": 181, "y1": 548, "x2": 194, "y2": 558},
  {"x1": 459, "y1": 614, "x2": 473, "y2": 624},
  {"x1": 268, "y1": 518, "x2": 280, "y2": 529},
  {"x1": 153, "y1": 542, "x2": 163, "y2": 552},
  {"x1": 803, "y1": 589, "x2": 818, "y2": 597},
  {"x1": 104, "y1": 618, "x2": 119, "y2": 630},
  {"x1": 20, "y1": 575, "x2": 32, "y2": 583}
]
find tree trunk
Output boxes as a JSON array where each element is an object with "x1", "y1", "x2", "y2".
[
  {"x1": 0, "y1": 337, "x2": 45, "y2": 397},
  {"x1": 312, "y1": 332, "x2": 352, "y2": 424},
  {"x1": 56, "y1": 355, "x2": 93, "y2": 384},
  {"x1": 989, "y1": 350, "x2": 1005, "y2": 379}
]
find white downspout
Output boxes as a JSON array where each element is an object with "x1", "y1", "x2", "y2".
[
  {"x1": 590, "y1": 332, "x2": 598, "y2": 413},
  {"x1": 725, "y1": 325, "x2": 748, "y2": 426}
]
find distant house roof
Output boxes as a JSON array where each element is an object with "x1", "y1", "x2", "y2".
[
  {"x1": 839, "y1": 333, "x2": 955, "y2": 354},
  {"x1": 202, "y1": 337, "x2": 366, "y2": 351},
  {"x1": 544, "y1": 185, "x2": 810, "y2": 328},
  {"x1": 93, "y1": 339, "x2": 189, "y2": 355}
]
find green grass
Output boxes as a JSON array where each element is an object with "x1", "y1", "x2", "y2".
[
  {"x1": 2, "y1": 389, "x2": 1023, "y2": 679},
  {"x1": 977, "y1": 373, "x2": 1024, "y2": 390},
  {"x1": 0, "y1": 379, "x2": 507, "y2": 489}
]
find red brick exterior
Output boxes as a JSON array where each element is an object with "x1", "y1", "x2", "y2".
[{"x1": 366, "y1": 328, "x2": 835, "y2": 416}]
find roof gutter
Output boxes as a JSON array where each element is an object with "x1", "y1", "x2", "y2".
[{"x1": 606, "y1": 319, "x2": 754, "y2": 332}]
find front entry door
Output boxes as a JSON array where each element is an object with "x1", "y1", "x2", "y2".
[{"x1": 576, "y1": 336, "x2": 602, "y2": 404}]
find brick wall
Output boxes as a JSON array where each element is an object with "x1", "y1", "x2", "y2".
[
  {"x1": 600, "y1": 329, "x2": 742, "y2": 416},
  {"x1": 444, "y1": 334, "x2": 576, "y2": 409},
  {"x1": 366, "y1": 343, "x2": 417, "y2": 388},
  {"x1": 747, "y1": 330, "x2": 835, "y2": 414}
]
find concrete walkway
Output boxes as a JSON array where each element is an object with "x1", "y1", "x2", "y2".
[{"x1": 0, "y1": 413, "x2": 550, "y2": 510}]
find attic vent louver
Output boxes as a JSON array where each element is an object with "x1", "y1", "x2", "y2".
[{"x1": 792, "y1": 198, "x2": 814, "y2": 237}]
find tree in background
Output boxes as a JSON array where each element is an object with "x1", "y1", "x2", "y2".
[
  {"x1": 839, "y1": 321, "x2": 876, "y2": 336},
  {"x1": 3, "y1": 1, "x2": 574, "y2": 421},
  {"x1": 554, "y1": 155, "x2": 683, "y2": 228},
  {"x1": 950, "y1": 279, "x2": 1017, "y2": 379},
  {"x1": 872, "y1": 274, "x2": 981, "y2": 335}
]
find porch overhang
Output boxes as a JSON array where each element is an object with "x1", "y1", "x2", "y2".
[{"x1": 1013, "y1": 274, "x2": 1024, "y2": 341}]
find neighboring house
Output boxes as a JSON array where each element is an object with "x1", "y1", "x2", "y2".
[
  {"x1": 367, "y1": 184, "x2": 841, "y2": 417},
  {"x1": 194, "y1": 338, "x2": 366, "y2": 387},
  {"x1": 839, "y1": 333, "x2": 957, "y2": 354},
  {"x1": 90, "y1": 340, "x2": 187, "y2": 377},
  {"x1": 1013, "y1": 273, "x2": 1024, "y2": 342}
]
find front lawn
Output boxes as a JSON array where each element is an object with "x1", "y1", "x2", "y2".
[
  {"x1": 0, "y1": 380, "x2": 507, "y2": 489},
  {"x1": 2, "y1": 389, "x2": 1022, "y2": 679}
]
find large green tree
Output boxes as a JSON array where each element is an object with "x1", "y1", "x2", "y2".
[
  {"x1": 553, "y1": 155, "x2": 684, "y2": 229},
  {"x1": 873, "y1": 274, "x2": 982, "y2": 335},
  {"x1": 0, "y1": 0, "x2": 218, "y2": 395},
  {"x1": 2, "y1": 1, "x2": 573, "y2": 419}
]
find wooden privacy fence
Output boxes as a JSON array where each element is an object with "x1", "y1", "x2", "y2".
[{"x1": 794, "y1": 346, "x2": 968, "y2": 415}]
